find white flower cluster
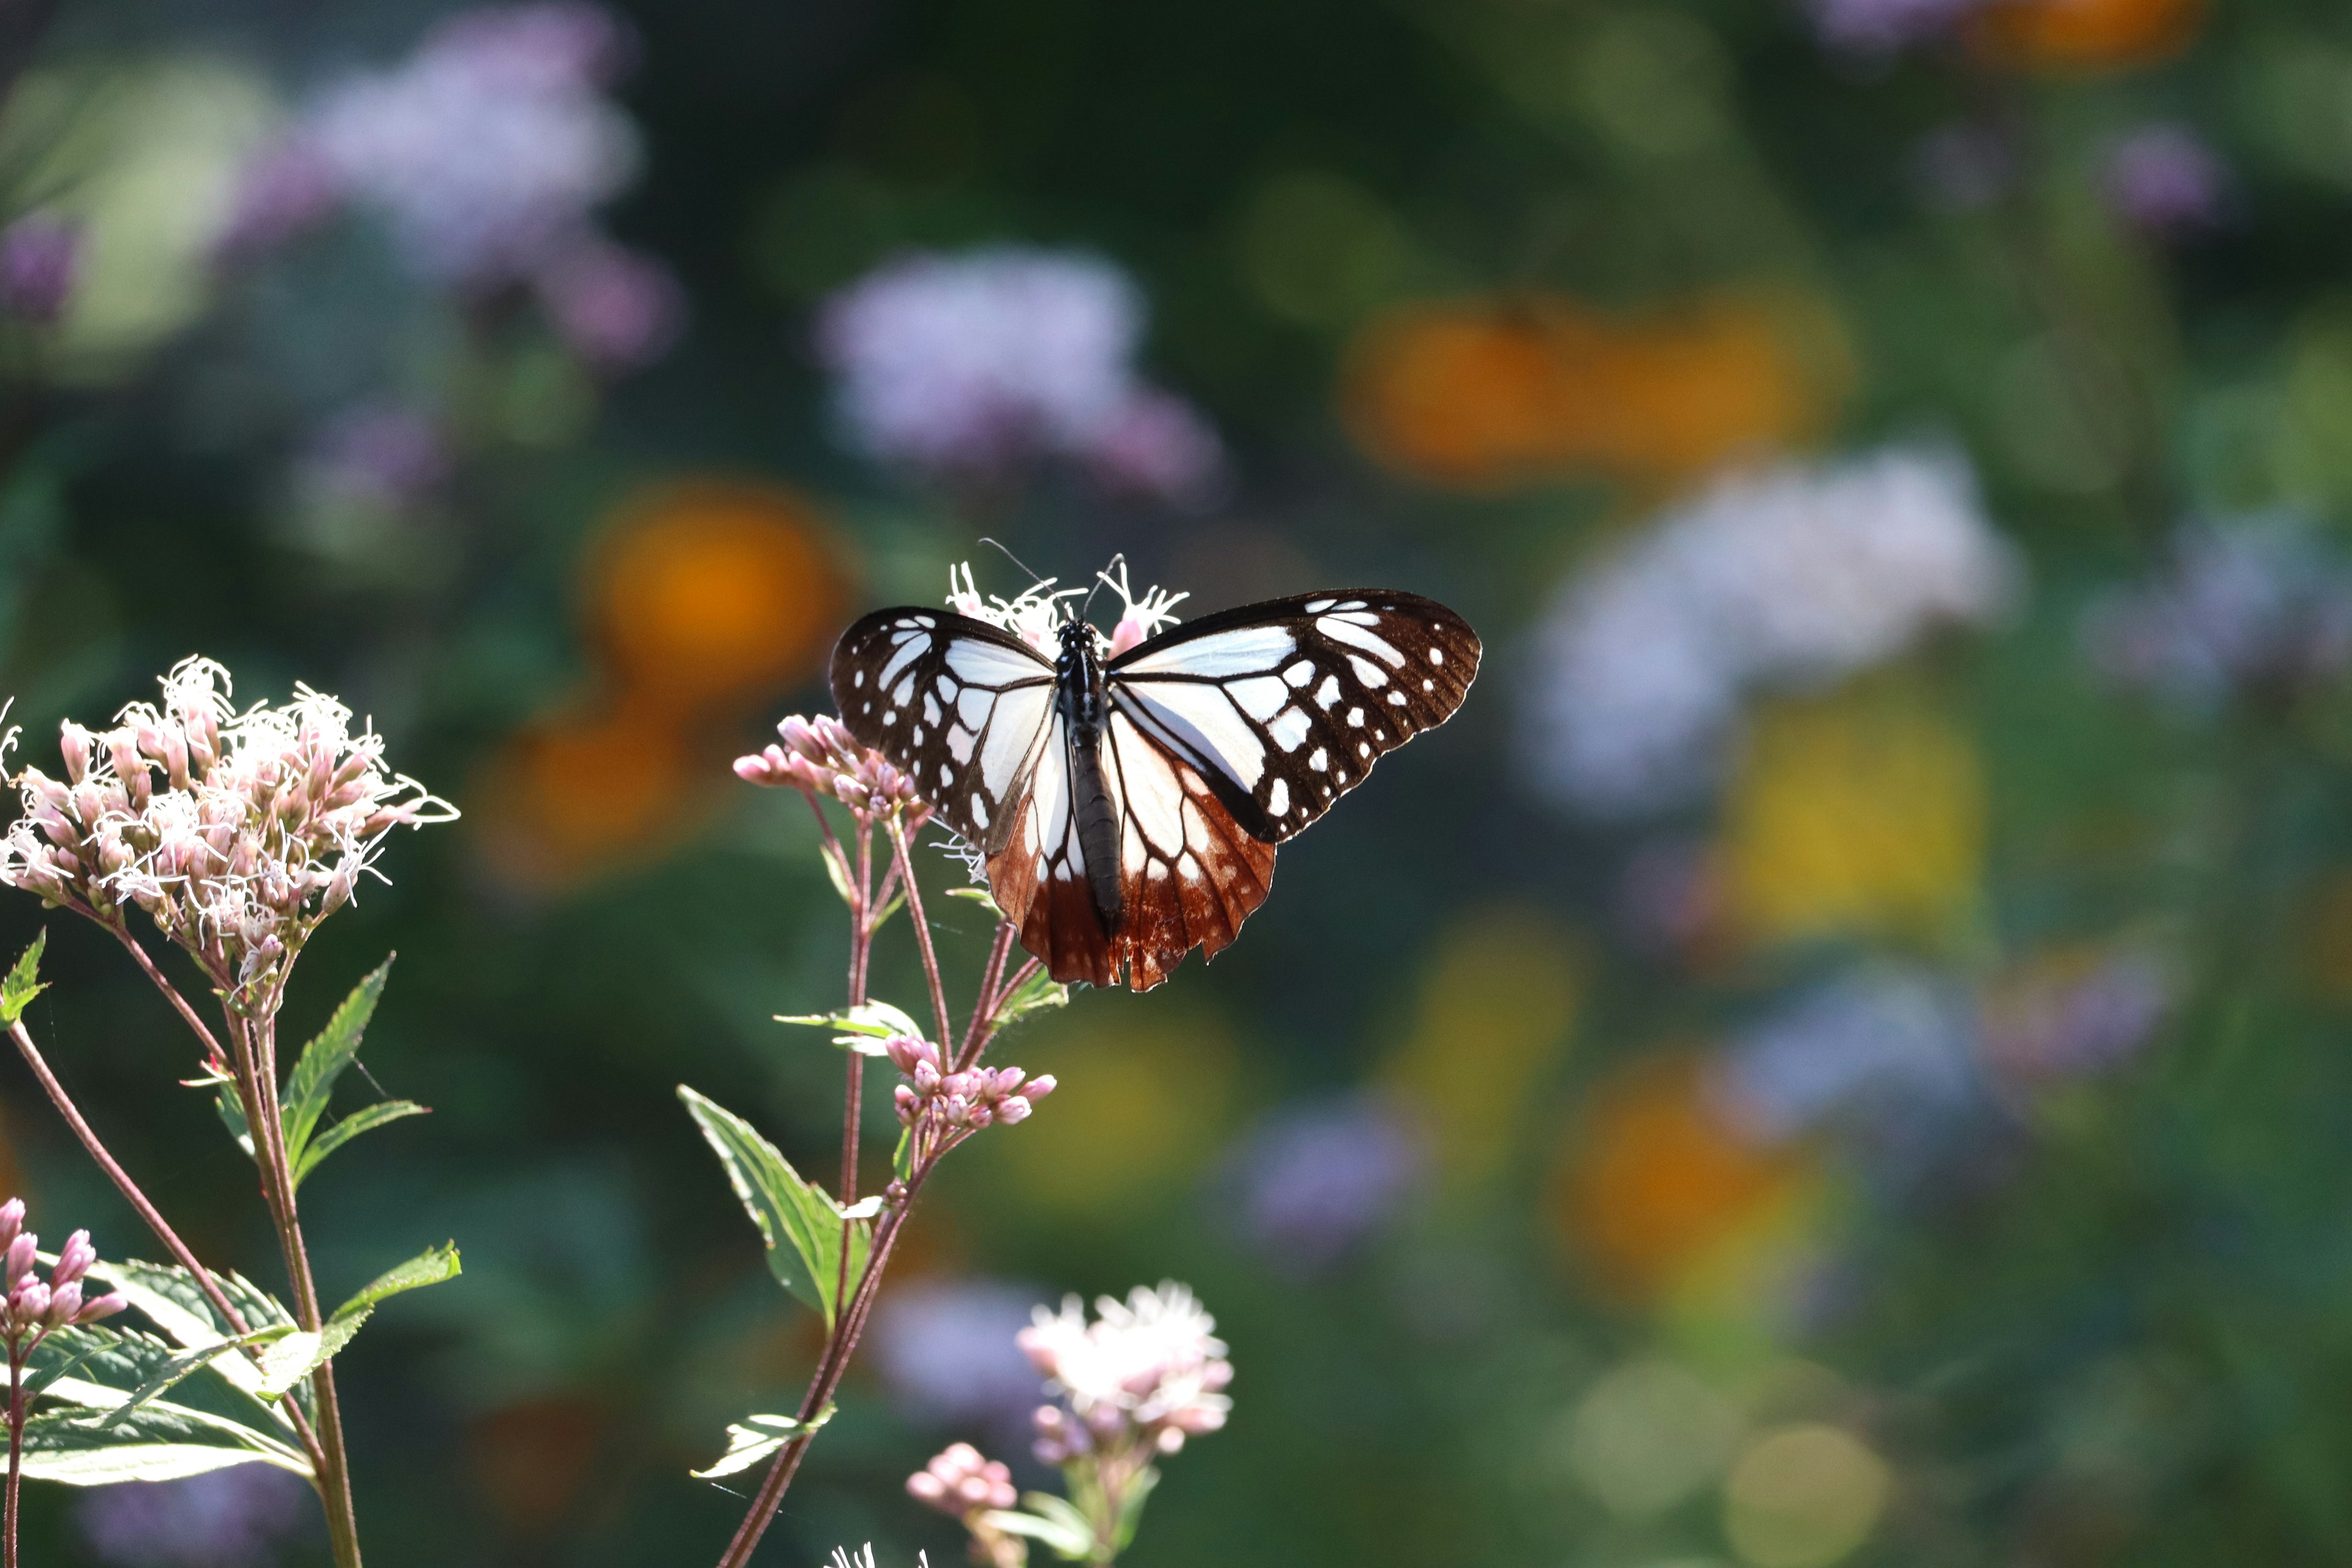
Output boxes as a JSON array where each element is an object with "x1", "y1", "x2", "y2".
[
  {"x1": 1, "y1": 658, "x2": 455, "y2": 1002},
  {"x1": 818, "y1": 247, "x2": 1224, "y2": 503},
  {"x1": 1019, "y1": 1281, "x2": 1232, "y2": 1462},
  {"x1": 944, "y1": 562, "x2": 1186, "y2": 660},
  {"x1": 1522, "y1": 447, "x2": 2022, "y2": 816}
]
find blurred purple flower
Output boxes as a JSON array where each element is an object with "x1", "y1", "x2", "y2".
[
  {"x1": 1983, "y1": 949, "x2": 2169, "y2": 1082},
  {"x1": 1711, "y1": 966, "x2": 1982, "y2": 1153},
  {"x1": 0, "y1": 212, "x2": 81, "y2": 323},
  {"x1": 1090, "y1": 387, "x2": 1226, "y2": 506},
  {"x1": 1806, "y1": 0, "x2": 1987, "y2": 55},
  {"x1": 1916, "y1": 122, "x2": 2016, "y2": 213},
  {"x1": 1224, "y1": 1094, "x2": 1424, "y2": 1276},
  {"x1": 2099, "y1": 123, "x2": 2229, "y2": 238},
  {"x1": 535, "y1": 237, "x2": 685, "y2": 369},
  {"x1": 213, "y1": 140, "x2": 342, "y2": 261},
  {"x1": 304, "y1": 404, "x2": 450, "y2": 509},
  {"x1": 2081, "y1": 518, "x2": 2352, "y2": 710},
  {"x1": 76, "y1": 1466, "x2": 312, "y2": 1567},
  {"x1": 817, "y1": 246, "x2": 1221, "y2": 499},
  {"x1": 282, "y1": 3, "x2": 643, "y2": 287},
  {"x1": 867, "y1": 1278, "x2": 1049, "y2": 1434}
]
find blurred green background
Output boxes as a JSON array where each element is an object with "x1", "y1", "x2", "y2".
[{"x1": 5, "y1": 0, "x2": 2352, "y2": 1562}]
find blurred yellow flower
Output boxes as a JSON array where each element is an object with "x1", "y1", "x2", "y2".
[
  {"x1": 472, "y1": 694, "x2": 699, "y2": 891},
  {"x1": 1551, "y1": 1055, "x2": 1809, "y2": 1306},
  {"x1": 1722, "y1": 1423, "x2": 1891, "y2": 1568},
  {"x1": 1379, "y1": 904, "x2": 1585, "y2": 1188},
  {"x1": 977, "y1": 1001, "x2": 1239, "y2": 1217},
  {"x1": 1340, "y1": 291, "x2": 1847, "y2": 493},
  {"x1": 589, "y1": 479, "x2": 846, "y2": 717},
  {"x1": 1721, "y1": 693, "x2": 1986, "y2": 951},
  {"x1": 1969, "y1": 0, "x2": 2204, "y2": 72}
]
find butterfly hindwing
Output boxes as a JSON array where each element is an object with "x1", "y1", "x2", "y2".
[
  {"x1": 829, "y1": 608, "x2": 1056, "y2": 853},
  {"x1": 1107, "y1": 590, "x2": 1481, "y2": 845}
]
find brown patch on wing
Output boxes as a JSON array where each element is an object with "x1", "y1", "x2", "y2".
[
  {"x1": 1104, "y1": 736, "x2": 1278, "y2": 992},
  {"x1": 986, "y1": 763, "x2": 1118, "y2": 990}
]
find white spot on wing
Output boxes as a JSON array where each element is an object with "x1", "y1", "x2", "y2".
[
  {"x1": 1304, "y1": 598, "x2": 1335, "y2": 612},
  {"x1": 879, "y1": 638, "x2": 927, "y2": 689},
  {"x1": 1314, "y1": 675, "x2": 1341, "y2": 710},
  {"x1": 1283, "y1": 661, "x2": 1316, "y2": 687},
  {"x1": 1268, "y1": 708, "x2": 1311, "y2": 752},
  {"x1": 946, "y1": 639, "x2": 1052, "y2": 686},
  {"x1": 1346, "y1": 655, "x2": 1389, "y2": 688},
  {"x1": 1348, "y1": 707, "x2": 1365, "y2": 727},
  {"x1": 1321, "y1": 617, "x2": 1406, "y2": 667},
  {"x1": 1229, "y1": 676, "x2": 1289, "y2": 720},
  {"x1": 1127, "y1": 688, "x2": 1267, "y2": 790},
  {"x1": 1267, "y1": 777, "x2": 1289, "y2": 816},
  {"x1": 947, "y1": 726, "x2": 976, "y2": 763},
  {"x1": 1429, "y1": 647, "x2": 1446, "y2": 666},
  {"x1": 1309, "y1": 747, "x2": 1329, "y2": 771},
  {"x1": 923, "y1": 695, "x2": 942, "y2": 725},
  {"x1": 1119, "y1": 625, "x2": 1295, "y2": 678},
  {"x1": 971, "y1": 796, "x2": 989, "y2": 829}
]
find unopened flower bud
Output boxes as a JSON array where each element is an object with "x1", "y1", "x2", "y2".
[
  {"x1": 51, "y1": 1230, "x2": 94, "y2": 1287},
  {"x1": 996, "y1": 1097, "x2": 1033, "y2": 1125},
  {"x1": 0, "y1": 1199, "x2": 24, "y2": 1253},
  {"x1": 3, "y1": 1234, "x2": 37, "y2": 1290},
  {"x1": 57, "y1": 723, "x2": 91, "y2": 784},
  {"x1": 1025, "y1": 1075, "x2": 1057, "y2": 1101},
  {"x1": 10, "y1": 1279, "x2": 50, "y2": 1325},
  {"x1": 45, "y1": 1281, "x2": 81, "y2": 1325},
  {"x1": 72, "y1": 1291, "x2": 124, "y2": 1325}
]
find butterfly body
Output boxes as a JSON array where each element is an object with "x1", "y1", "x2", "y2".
[{"x1": 831, "y1": 587, "x2": 1480, "y2": 991}]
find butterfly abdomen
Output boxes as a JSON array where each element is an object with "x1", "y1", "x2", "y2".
[{"x1": 1055, "y1": 621, "x2": 1125, "y2": 933}]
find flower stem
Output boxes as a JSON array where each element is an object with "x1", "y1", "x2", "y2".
[
  {"x1": 2, "y1": 1017, "x2": 329, "y2": 1472},
  {"x1": 4, "y1": 1337, "x2": 21, "y2": 1568},
  {"x1": 886, "y1": 820, "x2": 954, "y2": 1051}
]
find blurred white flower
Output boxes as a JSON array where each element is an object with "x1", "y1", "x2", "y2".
[
  {"x1": 1020, "y1": 1282, "x2": 1232, "y2": 1461},
  {"x1": 2081, "y1": 518, "x2": 2352, "y2": 710},
  {"x1": 817, "y1": 246, "x2": 1223, "y2": 501},
  {"x1": 1523, "y1": 447, "x2": 2020, "y2": 816}
]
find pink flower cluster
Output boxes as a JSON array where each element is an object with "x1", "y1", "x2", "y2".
[
  {"x1": 0, "y1": 657, "x2": 455, "y2": 1001},
  {"x1": 905, "y1": 1441, "x2": 1017, "y2": 1518},
  {"x1": 1019, "y1": 1283, "x2": 1232, "y2": 1463},
  {"x1": 734, "y1": 715, "x2": 932, "y2": 826},
  {"x1": 887, "y1": 1033, "x2": 1054, "y2": 1134},
  {"x1": 0, "y1": 1199, "x2": 126, "y2": 1341}
]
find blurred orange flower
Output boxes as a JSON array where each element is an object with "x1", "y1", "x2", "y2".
[
  {"x1": 466, "y1": 1393, "x2": 611, "y2": 1538},
  {"x1": 1552, "y1": 1055, "x2": 1806, "y2": 1305},
  {"x1": 1968, "y1": 0, "x2": 2203, "y2": 72},
  {"x1": 472, "y1": 696, "x2": 698, "y2": 891},
  {"x1": 587, "y1": 479, "x2": 846, "y2": 717},
  {"x1": 1720, "y1": 692, "x2": 1986, "y2": 952},
  {"x1": 1341, "y1": 292, "x2": 1847, "y2": 492}
]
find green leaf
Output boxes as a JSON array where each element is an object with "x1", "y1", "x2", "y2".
[
  {"x1": 17, "y1": 1403, "x2": 311, "y2": 1485},
  {"x1": 279, "y1": 957, "x2": 393, "y2": 1172},
  {"x1": 945, "y1": 886, "x2": 1006, "y2": 919},
  {"x1": 9, "y1": 1323, "x2": 312, "y2": 1479},
  {"x1": 991, "y1": 966, "x2": 1069, "y2": 1034},
  {"x1": 775, "y1": 1000, "x2": 926, "y2": 1054},
  {"x1": 331, "y1": 1242, "x2": 461, "y2": 1324},
  {"x1": 1112, "y1": 1464, "x2": 1159, "y2": 1553},
  {"x1": 1, "y1": 929, "x2": 46, "y2": 1024},
  {"x1": 247, "y1": 1242, "x2": 465, "y2": 1394},
  {"x1": 689, "y1": 1404, "x2": 834, "y2": 1480},
  {"x1": 80, "y1": 1328, "x2": 295, "y2": 1425},
  {"x1": 677, "y1": 1085, "x2": 872, "y2": 1328},
  {"x1": 212, "y1": 1079, "x2": 255, "y2": 1161},
  {"x1": 293, "y1": 1101, "x2": 429, "y2": 1187},
  {"x1": 984, "y1": 1494, "x2": 1098, "y2": 1561},
  {"x1": 78, "y1": 1259, "x2": 305, "y2": 1423},
  {"x1": 820, "y1": 841, "x2": 856, "y2": 906},
  {"x1": 869, "y1": 884, "x2": 908, "y2": 932}
]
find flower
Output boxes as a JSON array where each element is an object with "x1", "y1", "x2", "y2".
[
  {"x1": 2080, "y1": 518, "x2": 2352, "y2": 710},
  {"x1": 1019, "y1": 1283, "x2": 1232, "y2": 1461},
  {"x1": 75, "y1": 1466, "x2": 313, "y2": 1568},
  {"x1": 1981, "y1": 946, "x2": 2169, "y2": 1082},
  {"x1": 868, "y1": 1280, "x2": 1051, "y2": 1431},
  {"x1": 1967, "y1": 0, "x2": 2204, "y2": 73},
  {"x1": 2098, "y1": 123, "x2": 2228, "y2": 237},
  {"x1": 1805, "y1": 0, "x2": 1988, "y2": 54},
  {"x1": 886, "y1": 1033, "x2": 1054, "y2": 1170},
  {"x1": 735, "y1": 714, "x2": 932, "y2": 826},
  {"x1": 295, "y1": 4, "x2": 643, "y2": 287},
  {"x1": 0, "y1": 1201, "x2": 127, "y2": 1341},
  {"x1": 0, "y1": 657, "x2": 457, "y2": 1008},
  {"x1": 1222, "y1": 1093, "x2": 1425, "y2": 1276},
  {"x1": 907, "y1": 1441, "x2": 1019, "y2": 1517},
  {"x1": 816, "y1": 246, "x2": 1221, "y2": 500},
  {"x1": 533, "y1": 236, "x2": 686, "y2": 370},
  {"x1": 300, "y1": 404, "x2": 450, "y2": 511},
  {"x1": 1521, "y1": 447, "x2": 2019, "y2": 816},
  {"x1": 827, "y1": 1548, "x2": 928, "y2": 1568},
  {"x1": 0, "y1": 213, "x2": 82, "y2": 323}
]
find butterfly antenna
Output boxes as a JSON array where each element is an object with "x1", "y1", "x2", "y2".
[
  {"x1": 1083, "y1": 553, "x2": 1128, "y2": 620},
  {"x1": 976, "y1": 537, "x2": 1049, "y2": 589}
]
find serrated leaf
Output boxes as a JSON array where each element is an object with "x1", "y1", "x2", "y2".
[
  {"x1": 17, "y1": 1403, "x2": 310, "y2": 1485},
  {"x1": 944, "y1": 885, "x2": 1005, "y2": 918},
  {"x1": 677, "y1": 1085, "x2": 872, "y2": 1328},
  {"x1": 248, "y1": 1241, "x2": 464, "y2": 1394},
  {"x1": 1, "y1": 929, "x2": 45, "y2": 1024},
  {"x1": 9, "y1": 1323, "x2": 311, "y2": 1477},
  {"x1": 990, "y1": 967, "x2": 1069, "y2": 1033},
  {"x1": 775, "y1": 1000, "x2": 926, "y2": 1054},
  {"x1": 279, "y1": 957, "x2": 393, "y2": 1174},
  {"x1": 293, "y1": 1101, "x2": 429, "y2": 1187},
  {"x1": 689, "y1": 1403, "x2": 834, "y2": 1480},
  {"x1": 331, "y1": 1242, "x2": 461, "y2": 1324},
  {"x1": 78, "y1": 1259, "x2": 305, "y2": 1423},
  {"x1": 81, "y1": 1327, "x2": 295, "y2": 1425},
  {"x1": 983, "y1": 1496, "x2": 1097, "y2": 1561}
]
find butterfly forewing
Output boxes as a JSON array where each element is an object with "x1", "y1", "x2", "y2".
[
  {"x1": 1107, "y1": 590, "x2": 1481, "y2": 844},
  {"x1": 829, "y1": 608, "x2": 1056, "y2": 853}
]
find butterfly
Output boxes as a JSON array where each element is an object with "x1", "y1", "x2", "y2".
[{"x1": 830, "y1": 585, "x2": 1481, "y2": 990}]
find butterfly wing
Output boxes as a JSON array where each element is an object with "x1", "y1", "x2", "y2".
[
  {"x1": 1107, "y1": 589, "x2": 1482, "y2": 844},
  {"x1": 828, "y1": 608, "x2": 1056, "y2": 853}
]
